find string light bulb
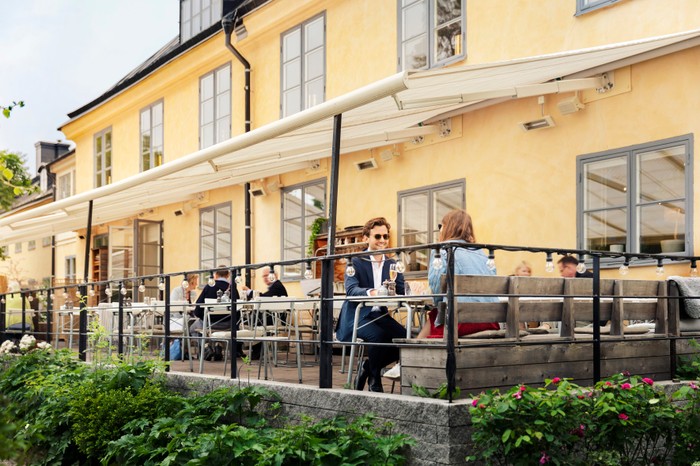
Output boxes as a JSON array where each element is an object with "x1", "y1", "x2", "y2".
[
  {"x1": 62, "y1": 288, "x2": 68, "y2": 299},
  {"x1": 304, "y1": 263, "x2": 313, "y2": 280},
  {"x1": 158, "y1": 279, "x2": 165, "y2": 291},
  {"x1": 432, "y1": 251, "x2": 443, "y2": 270},
  {"x1": 104, "y1": 286, "x2": 113, "y2": 297},
  {"x1": 235, "y1": 271, "x2": 242, "y2": 285},
  {"x1": 619, "y1": 260, "x2": 629, "y2": 275},
  {"x1": 346, "y1": 264, "x2": 356, "y2": 277},
  {"x1": 138, "y1": 280, "x2": 146, "y2": 293},
  {"x1": 576, "y1": 256, "x2": 587, "y2": 274},
  {"x1": 89, "y1": 287, "x2": 96, "y2": 297},
  {"x1": 655, "y1": 259, "x2": 665, "y2": 276},
  {"x1": 691, "y1": 260, "x2": 698, "y2": 278},
  {"x1": 181, "y1": 278, "x2": 189, "y2": 289},
  {"x1": 208, "y1": 274, "x2": 215, "y2": 287},
  {"x1": 267, "y1": 267, "x2": 276, "y2": 283},
  {"x1": 545, "y1": 252, "x2": 554, "y2": 273},
  {"x1": 395, "y1": 253, "x2": 406, "y2": 274},
  {"x1": 120, "y1": 285, "x2": 128, "y2": 295},
  {"x1": 486, "y1": 249, "x2": 496, "y2": 270}
]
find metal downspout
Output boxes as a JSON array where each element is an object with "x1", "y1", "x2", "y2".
[{"x1": 223, "y1": 11, "x2": 251, "y2": 379}]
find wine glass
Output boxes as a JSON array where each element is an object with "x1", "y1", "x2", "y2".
[{"x1": 389, "y1": 263, "x2": 398, "y2": 282}]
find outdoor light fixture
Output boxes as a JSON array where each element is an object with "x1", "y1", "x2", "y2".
[
  {"x1": 557, "y1": 94, "x2": 585, "y2": 115},
  {"x1": 268, "y1": 266, "x2": 277, "y2": 283},
  {"x1": 691, "y1": 260, "x2": 698, "y2": 277},
  {"x1": 545, "y1": 252, "x2": 554, "y2": 273},
  {"x1": 207, "y1": 273, "x2": 215, "y2": 287},
  {"x1": 235, "y1": 269, "x2": 242, "y2": 285},
  {"x1": 304, "y1": 263, "x2": 313, "y2": 280},
  {"x1": 346, "y1": 262, "x2": 356, "y2": 277},
  {"x1": 619, "y1": 258, "x2": 630, "y2": 275},
  {"x1": 157, "y1": 278, "x2": 165, "y2": 291},
  {"x1": 432, "y1": 251, "x2": 443, "y2": 270},
  {"x1": 576, "y1": 255, "x2": 587, "y2": 274},
  {"x1": 138, "y1": 280, "x2": 146, "y2": 293}
]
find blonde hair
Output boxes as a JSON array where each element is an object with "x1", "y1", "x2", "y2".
[{"x1": 514, "y1": 261, "x2": 532, "y2": 276}]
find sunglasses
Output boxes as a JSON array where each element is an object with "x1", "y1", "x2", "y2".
[
  {"x1": 438, "y1": 223, "x2": 442, "y2": 230},
  {"x1": 373, "y1": 234, "x2": 390, "y2": 240}
]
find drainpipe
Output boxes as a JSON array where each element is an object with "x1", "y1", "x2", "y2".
[{"x1": 222, "y1": 11, "x2": 252, "y2": 289}]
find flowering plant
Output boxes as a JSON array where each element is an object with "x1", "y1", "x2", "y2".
[
  {"x1": 0, "y1": 335, "x2": 51, "y2": 356},
  {"x1": 467, "y1": 373, "x2": 692, "y2": 465}
]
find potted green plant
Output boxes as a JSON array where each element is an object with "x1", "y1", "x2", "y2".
[{"x1": 307, "y1": 217, "x2": 328, "y2": 257}]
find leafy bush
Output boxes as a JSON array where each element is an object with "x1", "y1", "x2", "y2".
[{"x1": 467, "y1": 374, "x2": 700, "y2": 465}]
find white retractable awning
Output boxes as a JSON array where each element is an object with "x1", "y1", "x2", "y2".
[{"x1": 2, "y1": 28, "x2": 699, "y2": 245}]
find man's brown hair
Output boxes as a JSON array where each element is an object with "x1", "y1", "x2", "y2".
[{"x1": 362, "y1": 217, "x2": 391, "y2": 238}]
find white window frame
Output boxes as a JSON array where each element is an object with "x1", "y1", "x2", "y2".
[
  {"x1": 575, "y1": 0, "x2": 623, "y2": 15},
  {"x1": 398, "y1": 0, "x2": 466, "y2": 71},
  {"x1": 94, "y1": 127, "x2": 112, "y2": 188},
  {"x1": 140, "y1": 100, "x2": 164, "y2": 171},
  {"x1": 281, "y1": 179, "x2": 326, "y2": 279},
  {"x1": 398, "y1": 179, "x2": 465, "y2": 276},
  {"x1": 199, "y1": 202, "x2": 232, "y2": 272},
  {"x1": 199, "y1": 63, "x2": 231, "y2": 149},
  {"x1": 14, "y1": 242, "x2": 21, "y2": 254},
  {"x1": 577, "y1": 134, "x2": 693, "y2": 265},
  {"x1": 42, "y1": 236, "x2": 52, "y2": 248},
  {"x1": 280, "y1": 13, "x2": 326, "y2": 117},
  {"x1": 180, "y1": 0, "x2": 222, "y2": 42},
  {"x1": 57, "y1": 171, "x2": 74, "y2": 200},
  {"x1": 27, "y1": 240, "x2": 36, "y2": 251},
  {"x1": 65, "y1": 255, "x2": 76, "y2": 280}
]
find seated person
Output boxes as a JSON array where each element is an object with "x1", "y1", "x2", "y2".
[
  {"x1": 241, "y1": 266, "x2": 288, "y2": 299},
  {"x1": 417, "y1": 209, "x2": 499, "y2": 339},
  {"x1": 190, "y1": 266, "x2": 239, "y2": 335}
]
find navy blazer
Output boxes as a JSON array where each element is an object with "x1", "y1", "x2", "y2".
[
  {"x1": 336, "y1": 253, "x2": 405, "y2": 342},
  {"x1": 193, "y1": 278, "x2": 240, "y2": 322}
]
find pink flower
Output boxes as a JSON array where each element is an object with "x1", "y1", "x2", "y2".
[
  {"x1": 472, "y1": 398, "x2": 479, "y2": 407},
  {"x1": 551, "y1": 377, "x2": 561, "y2": 384},
  {"x1": 539, "y1": 452, "x2": 550, "y2": 464},
  {"x1": 619, "y1": 413, "x2": 629, "y2": 421},
  {"x1": 479, "y1": 404, "x2": 486, "y2": 409},
  {"x1": 605, "y1": 381, "x2": 612, "y2": 386},
  {"x1": 519, "y1": 385, "x2": 527, "y2": 392},
  {"x1": 620, "y1": 383, "x2": 632, "y2": 390},
  {"x1": 513, "y1": 391, "x2": 522, "y2": 400},
  {"x1": 642, "y1": 378, "x2": 654, "y2": 386},
  {"x1": 690, "y1": 382, "x2": 698, "y2": 390}
]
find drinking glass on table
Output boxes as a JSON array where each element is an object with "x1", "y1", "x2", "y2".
[{"x1": 389, "y1": 263, "x2": 398, "y2": 282}]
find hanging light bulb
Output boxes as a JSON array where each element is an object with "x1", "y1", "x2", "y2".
[
  {"x1": 0, "y1": 297, "x2": 4, "y2": 304},
  {"x1": 304, "y1": 264, "x2": 313, "y2": 280},
  {"x1": 619, "y1": 260, "x2": 629, "y2": 276},
  {"x1": 235, "y1": 271, "x2": 242, "y2": 285},
  {"x1": 50, "y1": 292, "x2": 56, "y2": 301},
  {"x1": 655, "y1": 259, "x2": 665, "y2": 276},
  {"x1": 75, "y1": 288, "x2": 81, "y2": 298},
  {"x1": 432, "y1": 252, "x2": 443, "y2": 271},
  {"x1": 104, "y1": 286, "x2": 113, "y2": 297},
  {"x1": 267, "y1": 268, "x2": 276, "y2": 283},
  {"x1": 158, "y1": 279, "x2": 166, "y2": 291},
  {"x1": 120, "y1": 285, "x2": 128, "y2": 295},
  {"x1": 27, "y1": 294, "x2": 34, "y2": 302},
  {"x1": 545, "y1": 253, "x2": 555, "y2": 273},
  {"x1": 346, "y1": 264, "x2": 356, "y2": 277},
  {"x1": 138, "y1": 280, "x2": 146, "y2": 293},
  {"x1": 576, "y1": 256, "x2": 587, "y2": 274},
  {"x1": 181, "y1": 278, "x2": 189, "y2": 289},
  {"x1": 89, "y1": 287, "x2": 96, "y2": 297},
  {"x1": 486, "y1": 249, "x2": 496, "y2": 270},
  {"x1": 691, "y1": 260, "x2": 698, "y2": 278},
  {"x1": 62, "y1": 288, "x2": 68, "y2": 299},
  {"x1": 395, "y1": 253, "x2": 406, "y2": 274},
  {"x1": 208, "y1": 275, "x2": 215, "y2": 287}
]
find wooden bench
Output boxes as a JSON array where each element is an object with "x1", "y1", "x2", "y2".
[{"x1": 397, "y1": 275, "x2": 686, "y2": 397}]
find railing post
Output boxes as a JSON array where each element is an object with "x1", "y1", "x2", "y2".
[
  {"x1": 0, "y1": 294, "x2": 6, "y2": 343},
  {"x1": 118, "y1": 281, "x2": 125, "y2": 356},
  {"x1": 445, "y1": 245, "x2": 456, "y2": 402},
  {"x1": 229, "y1": 267, "x2": 239, "y2": 379},
  {"x1": 45, "y1": 289, "x2": 52, "y2": 343},
  {"x1": 164, "y1": 276, "x2": 171, "y2": 367},
  {"x1": 592, "y1": 255, "x2": 601, "y2": 383}
]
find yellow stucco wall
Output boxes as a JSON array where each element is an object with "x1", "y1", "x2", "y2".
[{"x1": 48, "y1": 0, "x2": 700, "y2": 292}]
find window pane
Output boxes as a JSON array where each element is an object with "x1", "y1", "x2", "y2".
[
  {"x1": 283, "y1": 28, "x2": 301, "y2": 61},
  {"x1": 283, "y1": 88, "x2": 302, "y2": 116},
  {"x1": 283, "y1": 59, "x2": 301, "y2": 90},
  {"x1": 152, "y1": 125, "x2": 163, "y2": 147},
  {"x1": 105, "y1": 131, "x2": 111, "y2": 148},
  {"x1": 216, "y1": 233, "x2": 231, "y2": 259},
  {"x1": 434, "y1": 20, "x2": 461, "y2": 62},
  {"x1": 403, "y1": 1, "x2": 427, "y2": 41},
  {"x1": 201, "y1": 74, "x2": 214, "y2": 100},
  {"x1": 283, "y1": 247, "x2": 302, "y2": 276},
  {"x1": 153, "y1": 103, "x2": 163, "y2": 125},
  {"x1": 140, "y1": 109, "x2": 150, "y2": 130},
  {"x1": 584, "y1": 208, "x2": 627, "y2": 251},
  {"x1": 284, "y1": 219, "x2": 302, "y2": 248},
  {"x1": 433, "y1": 186, "x2": 462, "y2": 228},
  {"x1": 201, "y1": 237, "x2": 214, "y2": 261},
  {"x1": 201, "y1": 123, "x2": 214, "y2": 148},
  {"x1": 402, "y1": 193, "x2": 429, "y2": 235},
  {"x1": 216, "y1": 207, "x2": 231, "y2": 233},
  {"x1": 639, "y1": 201, "x2": 685, "y2": 254},
  {"x1": 216, "y1": 91, "x2": 230, "y2": 118},
  {"x1": 142, "y1": 151, "x2": 151, "y2": 171},
  {"x1": 96, "y1": 136, "x2": 102, "y2": 153},
  {"x1": 105, "y1": 150, "x2": 111, "y2": 168},
  {"x1": 435, "y1": 0, "x2": 460, "y2": 24},
  {"x1": 201, "y1": 210, "x2": 214, "y2": 235},
  {"x1": 403, "y1": 35, "x2": 428, "y2": 69},
  {"x1": 583, "y1": 156, "x2": 627, "y2": 210},
  {"x1": 305, "y1": 16, "x2": 324, "y2": 51},
  {"x1": 216, "y1": 66, "x2": 230, "y2": 92},
  {"x1": 284, "y1": 188, "x2": 303, "y2": 218},
  {"x1": 201, "y1": 99, "x2": 214, "y2": 124},
  {"x1": 305, "y1": 78, "x2": 324, "y2": 108},
  {"x1": 305, "y1": 183, "x2": 325, "y2": 216},
  {"x1": 638, "y1": 145, "x2": 685, "y2": 203},
  {"x1": 305, "y1": 48, "x2": 324, "y2": 80},
  {"x1": 216, "y1": 116, "x2": 230, "y2": 143}
]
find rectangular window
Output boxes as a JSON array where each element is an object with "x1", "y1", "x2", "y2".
[
  {"x1": 576, "y1": 0, "x2": 622, "y2": 15},
  {"x1": 199, "y1": 64, "x2": 231, "y2": 149},
  {"x1": 14, "y1": 242, "x2": 21, "y2": 253},
  {"x1": 65, "y1": 255, "x2": 76, "y2": 280},
  {"x1": 180, "y1": 0, "x2": 222, "y2": 42},
  {"x1": 398, "y1": 0, "x2": 465, "y2": 70},
  {"x1": 281, "y1": 179, "x2": 326, "y2": 278},
  {"x1": 27, "y1": 240, "x2": 36, "y2": 251},
  {"x1": 57, "y1": 171, "x2": 74, "y2": 200},
  {"x1": 281, "y1": 13, "x2": 325, "y2": 117},
  {"x1": 578, "y1": 135, "x2": 693, "y2": 258},
  {"x1": 140, "y1": 100, "x2": 164, "y2": 171},
  {"x1": 398, "y1": 179, "x2": 465, "y2": 274},
  {"x1": 42, "y1": 236, "x2": 52, "y2": 247},
  {"x1": 94, "y1": 128, "x2": 112, "y2": 188},
  {"x1": 199, "y1": 203, "x2": 232, "y2": 272}
]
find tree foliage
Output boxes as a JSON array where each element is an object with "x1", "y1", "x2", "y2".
[
  {"x1": 1, "y1": 100, "x2": 24, "y2": 119},
  {"x1": 0, "y1": 150, "x2": 35, "y2": 210}
]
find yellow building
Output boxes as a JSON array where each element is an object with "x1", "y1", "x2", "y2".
[{"x1": 2, "y1": 0, "x2": 700, "y2": 295}]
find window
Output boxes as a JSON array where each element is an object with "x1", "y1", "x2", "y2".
[
  {"x1": 398, "y1": 0, "x2": 465, "y2": 70},
  {"x1": 140, "y1": 101, "x2": 164, "y2": 171},
  {"x1": 42, "y1": 236, "x2": 52, "y2": 247},
  {"x1": 199, "y1": 203, "x2": 232, "y2": 272},
  {"x1": 94, "y1": 128, "x2": 112, "y2": 188},
  {"x1": 200, "y1": 64, "x2": 231, "y2": 149},
  {"x1": 398, "y1": 180, "x2": 465, "y2": 274},
  {"x1": 578, "y1": 135, "x2": 693, "y2": 258},
  {"x1": 180, "y1": 0, "x2": 222, "y2": 42},
  {"x1": 14, "y1": 242, "x2": 21, "y2": 253},
  {"x1": 281, "y1": 180, "x2": 326, "y2": 278},
  {"x1": 27, "y1": 240, "x2": 35, "y2": 251},
  {"x1": 281, "y1": 14, "x2": 325, "y2": 117},
  {"x1": 57, "y1": 171, "x2": 74, "y2": 200},
  {"x1": 576, "y1": 0, "x2": 622, "y2": 15},
  {"x1": 65, "y1": 255, "x2": 76, "y2": 280}
]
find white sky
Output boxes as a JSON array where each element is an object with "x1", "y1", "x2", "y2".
[{"x1": 0, "y1": 0, "x2": 179, "y2": 175}]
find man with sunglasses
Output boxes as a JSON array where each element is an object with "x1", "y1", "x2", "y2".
[{"x1": 336, "y1": 217, "x2": 405, "y2": 392}]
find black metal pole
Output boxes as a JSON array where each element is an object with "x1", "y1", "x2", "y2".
[
  {"x1": 592, "y1": 255, "x2": 601, "y2": 383},
  {"x1": 164, "y1": 276, "x2": 171, "y2": 366},
  {"x1": 78, "y1": 199, "x2": 93, "y2": 360},
  {"x1": 21, "y1": 290, "x2": 26, "y2": 335},
  {"x1": 0, "y1": 295, "x2": 5, "y2": 343},
  {"x1": 229, "y1": 266, "x2": 239, "y2": 379},
  {"x1": 45, "y1": 289, "x2": 52, "y2": 343},
  {"x1": 320, "y1": 113, "x2": 342, "y2": 389},
  {"x1": 118, "y1": 281, "x2": 125, "y2": 356},
  {"x1": 445, "y1": 246, "x2": 456, "y2": 403}
]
